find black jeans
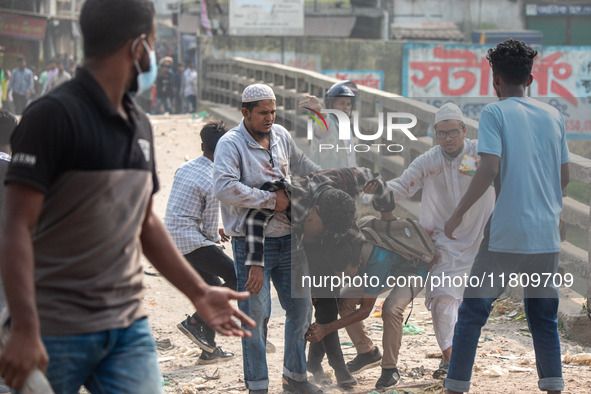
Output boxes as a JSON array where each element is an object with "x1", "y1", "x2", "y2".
[
  {"x1": 308, "y1": 297, "x2": 350, "y2": 378},
  {"x1": 184, "y1": 245, "x2": 237, "y2": 346},
  {"x1": 12, "y1": 93, "x2": 27, "y2": 115},
  {"x1": 305, "y1": 241, "x2": 349, "y2": 378}
]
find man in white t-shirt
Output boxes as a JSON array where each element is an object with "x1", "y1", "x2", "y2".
[{"x1": 183, "y1": 61, "x2": 198, "y2": 113}]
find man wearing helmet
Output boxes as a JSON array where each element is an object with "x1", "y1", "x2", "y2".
[{"x1": 299, "y1": 80, "x2": 358, "y2": 169}]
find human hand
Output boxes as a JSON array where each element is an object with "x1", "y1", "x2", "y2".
[
  {"x1": 274, "y1": 189, "x2": 290, "y2": 213},
  {"x1": 380, "y1": 211, "x2": 397, "y2": 222},
  {"x1": 219, "y1": 229, "x2": 230, "y2": 243},
  {"x1": 0, "y1": 330, "x2": 49, "y2": 391},
  {"x1": 444, "y1": 212, "x2": 462, "y2": 240},
  {"x1": 298, "y1": 95, "x2": 323, "y2": 113},
  {"x1": 363, "y1": 180, "x2": 379, "y2": 194},
  {"x1": 245, "y1": 265, "x2": 264, "y2": 295},
  {"x1": 193, "y1": 287, "x2": 255, "y2": 337},
  {"x1": 305, "y1": 322, "x2": 327, "y2": 343}
]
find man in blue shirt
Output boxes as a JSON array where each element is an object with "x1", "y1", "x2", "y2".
[
  {"x1": 443, "y1": 39, "x2": 569, "y2": 394},
  {"x1": 7, "y1": 58, "x2": 34, "y2": 115}
]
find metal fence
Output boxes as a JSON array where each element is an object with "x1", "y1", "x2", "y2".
[{"x1": 202, "y1": 56, "x2": 591, "y2": 317}]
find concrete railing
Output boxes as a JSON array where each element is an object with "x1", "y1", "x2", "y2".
[{"x1": 202, "y1": 57, "x2": 591, "y2": 331}]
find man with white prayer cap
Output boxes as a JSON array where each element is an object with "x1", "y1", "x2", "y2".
[
  {"x1": 213, "y1": 83, "x2": 322, "y2": 394},
  {"x1": 383, "y1": 102, "x2": 496, "y2": 379}
]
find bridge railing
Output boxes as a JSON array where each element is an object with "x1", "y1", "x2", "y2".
[{"x1": 202, "y1": 56, "x2": 591, "y2": 316}]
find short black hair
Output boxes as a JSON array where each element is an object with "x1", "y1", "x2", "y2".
[
  {"x1": 317, "y1": 189, "x2": 356, "y2": 235},
  {"x1": 201, "y1": 121, "x2": 228, "y2": 153},
  {"x1": 487, "y1": 39, "x2": 538, "y2": 86},
  {"x1": 80, "y1": 0, "x2": 155, "y2": 58},
  {"x1": 241, "y1": 101, "x2": 259, "y2": 112},
  {"x1": 0, "y1": 110, "x2": 17, "y2": 146}
]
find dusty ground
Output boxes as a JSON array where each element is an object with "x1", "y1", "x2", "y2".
[{"x1": 143, "y1": 114, "x2": 591, "y2": 394}]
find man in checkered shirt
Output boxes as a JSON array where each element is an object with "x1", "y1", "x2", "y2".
[{"x1": 165, "y1": 120, "x2": 237, "y2": 365}]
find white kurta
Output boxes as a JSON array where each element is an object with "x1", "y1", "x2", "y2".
[{"x1": 387, "y1": 139, "x2": 495, "y2": 305}]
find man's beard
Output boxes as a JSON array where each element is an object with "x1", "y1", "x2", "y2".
[{"x1": 252, "y1": 129, "x2": 271, "y2": 140}]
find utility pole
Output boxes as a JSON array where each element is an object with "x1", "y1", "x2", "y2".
[{"x1": 177, "y1": 0, "x2": 183, "y2": 64}]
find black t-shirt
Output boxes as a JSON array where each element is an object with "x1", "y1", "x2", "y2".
[
  {"x1": 156, "y1": 72, "x2": 173, "y2": 98},
  {"x1": 6, "y1": 67, "x2": 159, "y2": 335},
  {"x1": 8, "y1": 67, "x2": 159, "y2": 193}
]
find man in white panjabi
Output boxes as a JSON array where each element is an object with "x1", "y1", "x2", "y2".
[{"x1": 386, "y1": 103, "x2": 495, "y2": 378}]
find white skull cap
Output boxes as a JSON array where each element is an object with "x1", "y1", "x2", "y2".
[
  {"x1": 434, "y1": 102, "x2": 463, "y2": 125},
  {"x1": 241, "y1": 83, "x2": 276, "y2": 103}
]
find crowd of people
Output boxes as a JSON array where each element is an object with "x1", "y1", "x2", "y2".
[
  {"x1": 144, "y1": 58, "x2": 198, "y2": 115},
  {"x1": 0, "y1": 0, "x2": 570, "y2": 393},
  {"x1": 0, "y1": 56, "x2": 76, "y2": 115},
  {"x1": 0, "y1": 51, "x2": 197, "y2": 118}
]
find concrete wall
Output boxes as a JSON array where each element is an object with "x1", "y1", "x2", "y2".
[
  {"x1": 391, "y1": 0, "x2": 526, "y2": 31},
  {"x1": 197, "y1": 36, "x2": 405, "y2": 94}
]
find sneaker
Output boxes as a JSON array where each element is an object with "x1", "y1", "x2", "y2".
[
  {"x1": 432, "y1": 361, "x2": 450, "y2": 379},
  {"x1": 177, "y1": 315, "x2": 215, "y2": 353},
  {"x1": 346, "y1": 346, "x2": 382, "y2": 374},
  {"x1": 197, "y1": 347, "x2": 236, "y2": 365},
  {"x1": 375, "y1": 368, "x2": 400, "y2": 389},
  {"x1": 282, "y1": 375, "x2": 323, "y2": 393}
]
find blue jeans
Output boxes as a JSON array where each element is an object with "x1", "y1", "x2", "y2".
[
  {"x1": 443, "y1": 242, "x2": 564, "y2": 393},
  {"x1": 233, "y1": 236, "x2": 312, "y2": 390},
  {"x1": 42, "y1": 318, "x2": 163, "y2": 394}
]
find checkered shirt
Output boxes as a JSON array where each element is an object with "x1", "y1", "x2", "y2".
[{"x1": 165, "y1": 155, "x2": 221, "y2": 255}]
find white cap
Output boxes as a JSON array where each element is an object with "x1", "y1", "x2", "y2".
[
  {"x1": 434, "y1": 102, "x2": 463, "y2": 125},
  {"x1": 241, "y1": 83, "x2": 276, "y2": 103}
]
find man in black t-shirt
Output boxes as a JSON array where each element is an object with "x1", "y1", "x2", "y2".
[
  {"x1": 0, "y1": 1, "x2": 254, "y2": 392},
  {"x1": 155, "y1": 64, "x2": 173, "y2": 114}
]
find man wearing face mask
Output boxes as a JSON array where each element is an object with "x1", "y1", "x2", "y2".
[{"x1": 0, "y1": 1, "x2": 254, "y2": 393}]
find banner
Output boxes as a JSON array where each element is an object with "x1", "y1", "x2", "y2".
[
  {"x1": 0, "y1": 12, "x2": 46, "y2": 41},
  {"x1": 201, "y1": 0, "x2": 212, "y2": 36},
  {"x1": 403, "y1": 43, "x2": 591, "y2": 137},
  {"x1": 228, "y1": 0, "x2": 304, "y2": 36}
]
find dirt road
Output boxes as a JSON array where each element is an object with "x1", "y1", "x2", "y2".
[{"x1": 144, "y1": 114, "x2": 591, "y2": 394}]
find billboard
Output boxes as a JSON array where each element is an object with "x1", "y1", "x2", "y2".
[
  {"x1": 228, "y1": 0, "x2": 304, "y2": 36},
  {"x1": 403, "y1": 43, "x2": 591, "y2": 138},
  {"x1": 0, "y1": 12, "x2": 46, "y2": 41}
]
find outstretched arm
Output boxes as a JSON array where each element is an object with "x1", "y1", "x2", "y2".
[
  {"x1": 387, "y1": 153, "x2": 428, "y2": 202},
  {"x1": 444, "y1": 153, "x2": 499, "y2": 239}
]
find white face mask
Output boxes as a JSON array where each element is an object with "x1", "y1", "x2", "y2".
[
  {"x1": 359, "y1": 192, "x2": 374, "y2": 204},
  {"x1": 132, "y1": 37, "x2": 156, "y2": 95}
]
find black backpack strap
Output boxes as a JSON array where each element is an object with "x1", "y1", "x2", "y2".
[{"x1": 404, "y1": 285, "x2": 415, "y2": 325}]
